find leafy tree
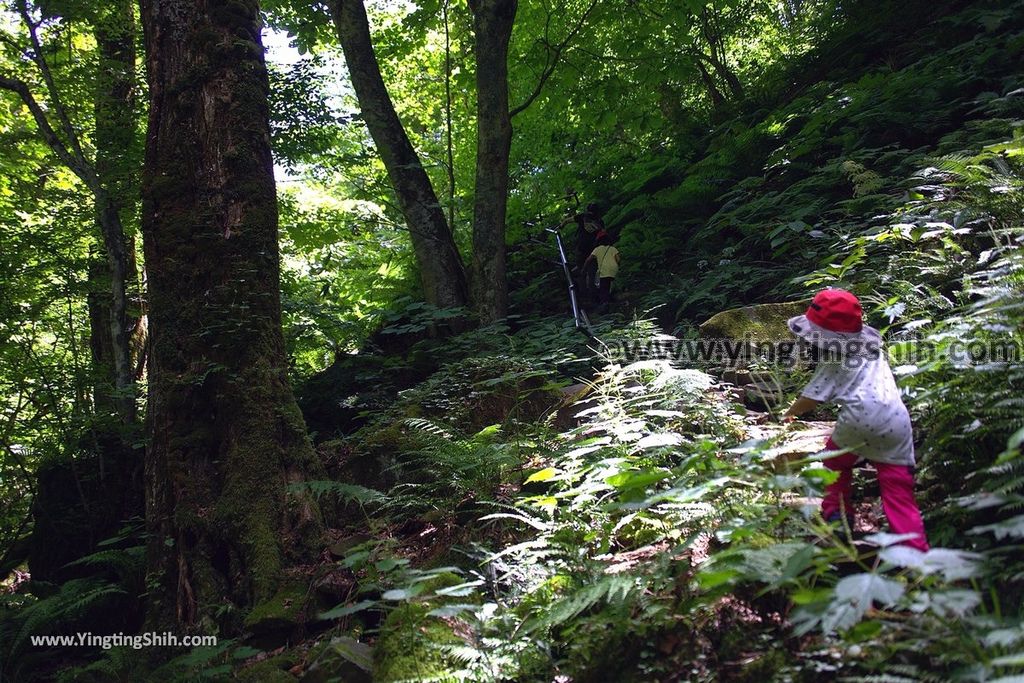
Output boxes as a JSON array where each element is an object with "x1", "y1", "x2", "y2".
[
  {"x1": 0, "y1": 0, "x2": 139, "y2": 425},
  {"x1": 271, "y1": 0, "x2": 605, "y2": 323},
  {"x1": 326, "y1": 0, "x2": 469, "y2": 312}
]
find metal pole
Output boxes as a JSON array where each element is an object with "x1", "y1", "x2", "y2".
[{"x1": 547, "y1": 227, "x2": 586, "y2": 330}]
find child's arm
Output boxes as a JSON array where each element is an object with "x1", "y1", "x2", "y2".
[{"x1": 783, "y1": 396, "x2": 821, "y2": 423}]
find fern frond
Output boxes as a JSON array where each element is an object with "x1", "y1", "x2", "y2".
[{"x1": 289, "y1": 480, "x2": 384, "y2": 505}]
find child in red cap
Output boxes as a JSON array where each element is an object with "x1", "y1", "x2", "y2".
[{"x1": 784, "y1": 288, "x2": 929, "y2": 552}]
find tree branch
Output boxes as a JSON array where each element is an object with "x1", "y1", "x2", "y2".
[
  {"x1": 0, "y1": 73, "x2": 98, "y2": 188},
  {"x1": 16, "y1": 0, "x2": 90, "y2": 167},
  {"x1": 509, "y1": 0, "x2": 600, "y2": 119}
]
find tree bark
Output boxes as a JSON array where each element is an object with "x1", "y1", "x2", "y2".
[
  {"x1": 327, "y1": 0, "x2": 468, "y2": 311},
  {"x1": 139, "y1": 0, "x2": 323, "y2": 628},
  {"x1": 468, "y1": 0, "x2": 516, "y2": 323},
  {"x1": 87, "y1": 247, "x2": 117, "y2": 418}
]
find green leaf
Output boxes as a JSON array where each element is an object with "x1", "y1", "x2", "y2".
[
  {"x1": 381, "y1": 588, "x2": 418, "y2": 601},
  {"x1": 374, "y1": 558, "x2": 409, "y2": 572},
  {"x1": 791, "y1": 586, "x2": 832, "y2": 605},
  {"x1": 970, "y1": 514, "x2": 1024, "y2": 539},
  {"x1": 326, "y1": 636, "x2": 373, "y2": 671},
  {"x1": 696, "y1": 568, "x2": 738, "y2": 590},
  {"x1": 605, "y1": 468, "x2": 673, "y2": 491},
  {"x1": 991, "y1": 652, "x2": 1024, "y2": 667},
  {"x1": 427, "y1": 604, "x2": 479, "y2": 618},
  {"x1": 525, "y1": 467, "x2": 558, "y2": 483},
  {"x1": 846, "y1": 619, "x2": 883, "y2": 642},
  {"x1": 820, "y1": 573, "x2": 904, "y2": 633},
  {"x1": 319, "y1": 600, "x2": 377, "y2": 620},
  {"x1": 433, "y1": 580, "x2": 484, "y2": 597}
]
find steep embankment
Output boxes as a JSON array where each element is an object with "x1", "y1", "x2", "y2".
[
  {"x1": 578, "y1": 1, "x2": 1024, "y2": 330},
  {"x1": 249, "y1": 3, "x2": 1024, "y2": 681}
]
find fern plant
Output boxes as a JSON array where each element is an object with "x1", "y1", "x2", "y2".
[{"x1": 0, "y1": 577, "x2": 128, "y2": 682}]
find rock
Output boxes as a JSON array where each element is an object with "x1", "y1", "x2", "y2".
[
  {"x1": 311, "y1": 563, "x2": 358, "y2": 613},
  {"x1": 743, "y1": 380, "x2": 792, "y2": 410},
  {"x1": 699, "y1": 301, "x2": 810, "y2": 372},
  {"x1": 327, "y1": 533, "x2": 373, "y2": 558},
  {"x1": 699, "y1": 300, "x2": 808, "y2": 343},
  {"x1": 372, "y1": 572, "x2": 471, "y2": 683},
  {"x1": 244, "y1": 582, "x2": 311, "y2": 641},
  {"x1": 552, "y1": 383, "x2": 599, "y2": 429},
  {"x1": 391, "y1": 354, "x2": 566, "y2": 434},
  {"x1": 744, "y1": 420, "x2": 835, "y2": 471},
  {"x1": 373, "y1": 603, "x2": 464, "y2": 683},
  {"x1": 721, "y1": 368, "x2": 753, "y2": 386}
]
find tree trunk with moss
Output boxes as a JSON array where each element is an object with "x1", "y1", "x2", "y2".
[
  {"x1": 139, "y1": 0, "x2": 323, "y2": 629},
  {"x1": 327, "y1": 0, "x2": 469, "y2": 311},
  {"x1": 468, "y1": 0, "x2": 516, "y2": 323}
]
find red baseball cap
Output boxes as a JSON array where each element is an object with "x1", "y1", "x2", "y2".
[
  {"x1": 788, "y1": 288, "x2": 877, "y2": 348},
  {"x1": 805, "y1": 289, "x2": 863, "y2": 333}
]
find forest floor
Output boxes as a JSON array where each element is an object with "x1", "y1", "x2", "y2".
[{"x1": 232, "y1": 349, "x2": 898, "y2": 683}]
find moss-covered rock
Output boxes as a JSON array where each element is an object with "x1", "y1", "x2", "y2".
[
  {"x1": 244, "y1": 581, "x2": 310, "y2": 636},
  {"x1": 372, "y1": 572, "x2": 469, "y2": 683},
  {"x1": 698, "y1": 301, "x2": 808, "y2": 343},
  {"x1": 373, "y1": 602, "x2": 462, "y2": 683},
  {"x1": 395, "y1": 354, "x2": 563, "y2": 433},
  {"x1": 236, "y1": 655, "x2": 299, "y2": 683}
]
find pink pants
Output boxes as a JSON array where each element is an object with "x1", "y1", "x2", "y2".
[{"x1": 822, "y1": 437, "x2": 929, "y2": 552}]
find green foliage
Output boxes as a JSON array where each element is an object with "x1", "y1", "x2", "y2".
[
  {"x1": 711, "y1": 111, "x2": 1024, "y2": 682},
  {"x1": 0, "y1": 577, "x2": 127, "y2": 681},
  {"x1": 268, "y1": 56, "x2": 351, "y2": 171},
  {"x1": 279, "y1": 187, "x2": 419, "y2": 375}
]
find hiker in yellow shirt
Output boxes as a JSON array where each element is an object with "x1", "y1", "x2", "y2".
[{"x1": 583, "y1": 231, "x2": 620, "y2": 308}]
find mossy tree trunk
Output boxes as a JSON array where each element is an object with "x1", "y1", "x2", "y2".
[
  {"x1": 139, "y1": 0, "x2": 323, "y2": 629},
  {"x1": 327, "y1": 0, "x2": 469, "y2": 312},
  {"x1": 468, "y1": 0, "x2": 517, "y2": 324}
]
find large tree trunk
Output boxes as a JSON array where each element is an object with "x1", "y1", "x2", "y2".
[
  {"x1": 468, "y1": 0, "x2": 516, "y2": 323},
  {"x1": 91, "y1": 0, "x2": 140, "y2": 425},
  {"x1": 328, "y1": 0, "x2": 468, "y2": 311},
  {"x1": 140, "y1": 0, "x2": 323, "y2": 628}
]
